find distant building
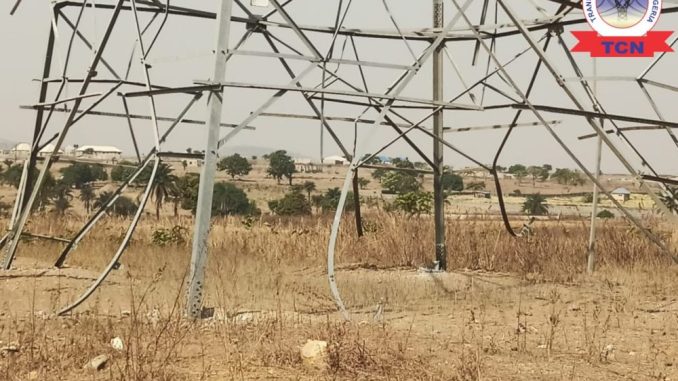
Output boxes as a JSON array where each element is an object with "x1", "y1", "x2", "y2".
[
  {"x1": 323, "y1": 155, "x2": 349, "y2": 166},
  {"x1": 612, "y1": 187, "x2": 631, "y2": 202},
  {"x1": 294, "y1": 158, "x2": 321, "y2": 173},
  {"x1": 38, "y1": 144, "x2": 63, "y2": 158},
  {"x1": 10, "y1": 143, "x2": 31, "y2": 159},
  {"x1": 75, "y1": 145, "x2": 122, "y2": 161},
  {"x1": 64, "y1": 145, "x2": 77, "y2": 156},
  {"x1": 182, "y1": 158, "x2": 203, "y2": 168}
]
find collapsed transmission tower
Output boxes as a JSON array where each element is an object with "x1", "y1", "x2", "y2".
[{"x1": 2, "y1": 0, "x2": 678, "y2": 320}]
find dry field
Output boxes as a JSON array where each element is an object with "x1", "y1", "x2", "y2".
[{"x1": 1, "y1": 211, "x2": 677, "y2": 380}]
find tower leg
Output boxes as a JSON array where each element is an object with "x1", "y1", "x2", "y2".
[
  {"x1": 433, "y1": 0, "x2": 447, "y2": 271},
  {"x1": 186, "y1": 0, "x2": 233, "y2": 319}
]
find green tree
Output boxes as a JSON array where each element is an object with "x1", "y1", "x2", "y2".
[
  {"x1": 514, "y1": 169, "x2": 528, "y2": 184},
  {"x1": 522, "y1": 193, "x2": 549, "y2": 216},
  {"x1": 508, "y1": 164, "x2": 527, "y2": 175},
  {"x1": 597, "y1": 209, "x2": 615, "y2": 219},
  {"x1": 392, "y1": 158, "x2": 414, "y2": 169},
  {"x1": 181, "y1": 160, "x2": 188, "y2": 171},
  {"x1": 441, "y1": 172, "x2": 464, "y2": 192},
  {"x1": 659, "y1": 187, "x2": 678, "y2": 214},
  {"x1": 357, "y1": 177, "x2": 370, "y2": 190},
  {"x1": 79, "y1": 183, "x2": 95, "y2": 213},
  {"x1": 466, "y1": 181, "x2": 486, "y2": 191},
  {"x1": 149, "y1": 163, "x2": 178, "y2": 219},
  {"x1": 50, "y1": 181, "x2": 73, "y2": 216},
  {"x1": 394, "y1": 191, "x2": 433, "y2": 216},
  {"x1": 110, "y1": 164, "x2": 136, "y2": 182},
  {"x1": 268, "y1": 190, "x2": 311, "y2": 216},
  {"x1": 371, "y1": 168, "x2": 387, "y2": 182},
  {"x1": 1, "y1": 164, "x2": 26, "y2": 188},
  {"x1": 218, "y1": 153, "x2": 252, "y2": 179},
  {"x1": 551, "y1": 168, "x2": 586, "y2": 186},
  {"x1": 212, "y1": 182, "x2": 258, "y2": 216},
  {"x1": 176, "y1": 174, "x2": 200, "y2": 211},
  {"x1": 301, "y1": 180, "x2": 316, "y2": 202},
  {"x1": 311, "y1": 194, "x2": 324, "y2": 213},
  {"x1": 267, "y1": 150, "x2": 296, "y2": 185},
  {"x1": 113, "y1": 196, "x2": 138, "y2": 217},
  {"x1": 551, "y1": 168, "x2": 569, "y2": 185},
  {"x1": 94, "y1": 191, "x2": 138, "y2": 217},
  {"x1": 381, "y1": 171, "x2": 421, "y2": 194},
  {"x1": 60, "y1": 163, "x2": 108, "y2": 188},
  {"x1": 316, "y1": 187, "x2": 356, "y2": 213},
  {"x1": 526, "y1": 166, "x2": 549, "y2": 186},
  {"x1": 1, "y1": 165, "x2": 55, "y2": 211}
]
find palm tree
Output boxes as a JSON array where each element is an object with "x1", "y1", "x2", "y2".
[
  {"x1": 522, "y1": 193, "x2": 549, "y2": 216},
  {"x1": 660, "y1": 187, "x2": 678, "y2": 214},
  {"x1": 168, "y1": 185, "x2": 184, "y2": 217},
  {"x1": 50, "y1": 181, "x2": 73, "y2": 216},
  {"x1": 302, "y1": 181, "x2": 316, "y2": 202},
  {"x1": 149, "y1": 163, "x2": 178, "y2": 219},
  {"x1": 79, "y1": 183, "x2": 95, "y2": 214}
]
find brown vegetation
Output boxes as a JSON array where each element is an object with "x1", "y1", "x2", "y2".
[{"x1": 1, "y1": 214, "x2": 677, "y2": 380}]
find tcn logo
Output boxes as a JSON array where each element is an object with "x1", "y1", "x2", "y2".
[{"x1": 572, "y1": 0, "x2": 673, "y2": 57}]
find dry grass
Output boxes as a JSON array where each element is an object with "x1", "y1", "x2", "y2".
[
  {"x1": 2, "y1": 212, "x2": 678, "y2": 380},
  {"x1": 19, "y1": 212, "x2": 671, "y2": 282}
]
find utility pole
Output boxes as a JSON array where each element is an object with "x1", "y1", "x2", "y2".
[
  {"x1": 186, "y1": 0, "x2": 233, "y2": 319},
  {"x1": 433, "y1": 0, "x2": 447, "y2": 271},
  {"x1": 587, "y1": 58, "x2": 601, "y2": 274}
]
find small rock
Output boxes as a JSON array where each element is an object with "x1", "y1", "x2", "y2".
[
  {"x1": 300, "y1": 340, "x2": 327, "y2": 369},
  {"x1": 84, "y1": 354, "x2": 109, "y2": 371},
  {"x1": 111, "y1": 337, "x2": 124, "y2": 351}
]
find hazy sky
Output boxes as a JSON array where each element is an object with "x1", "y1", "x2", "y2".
[{"x1": 1, "y1": 0, "x2": 677, "y2": 175}]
